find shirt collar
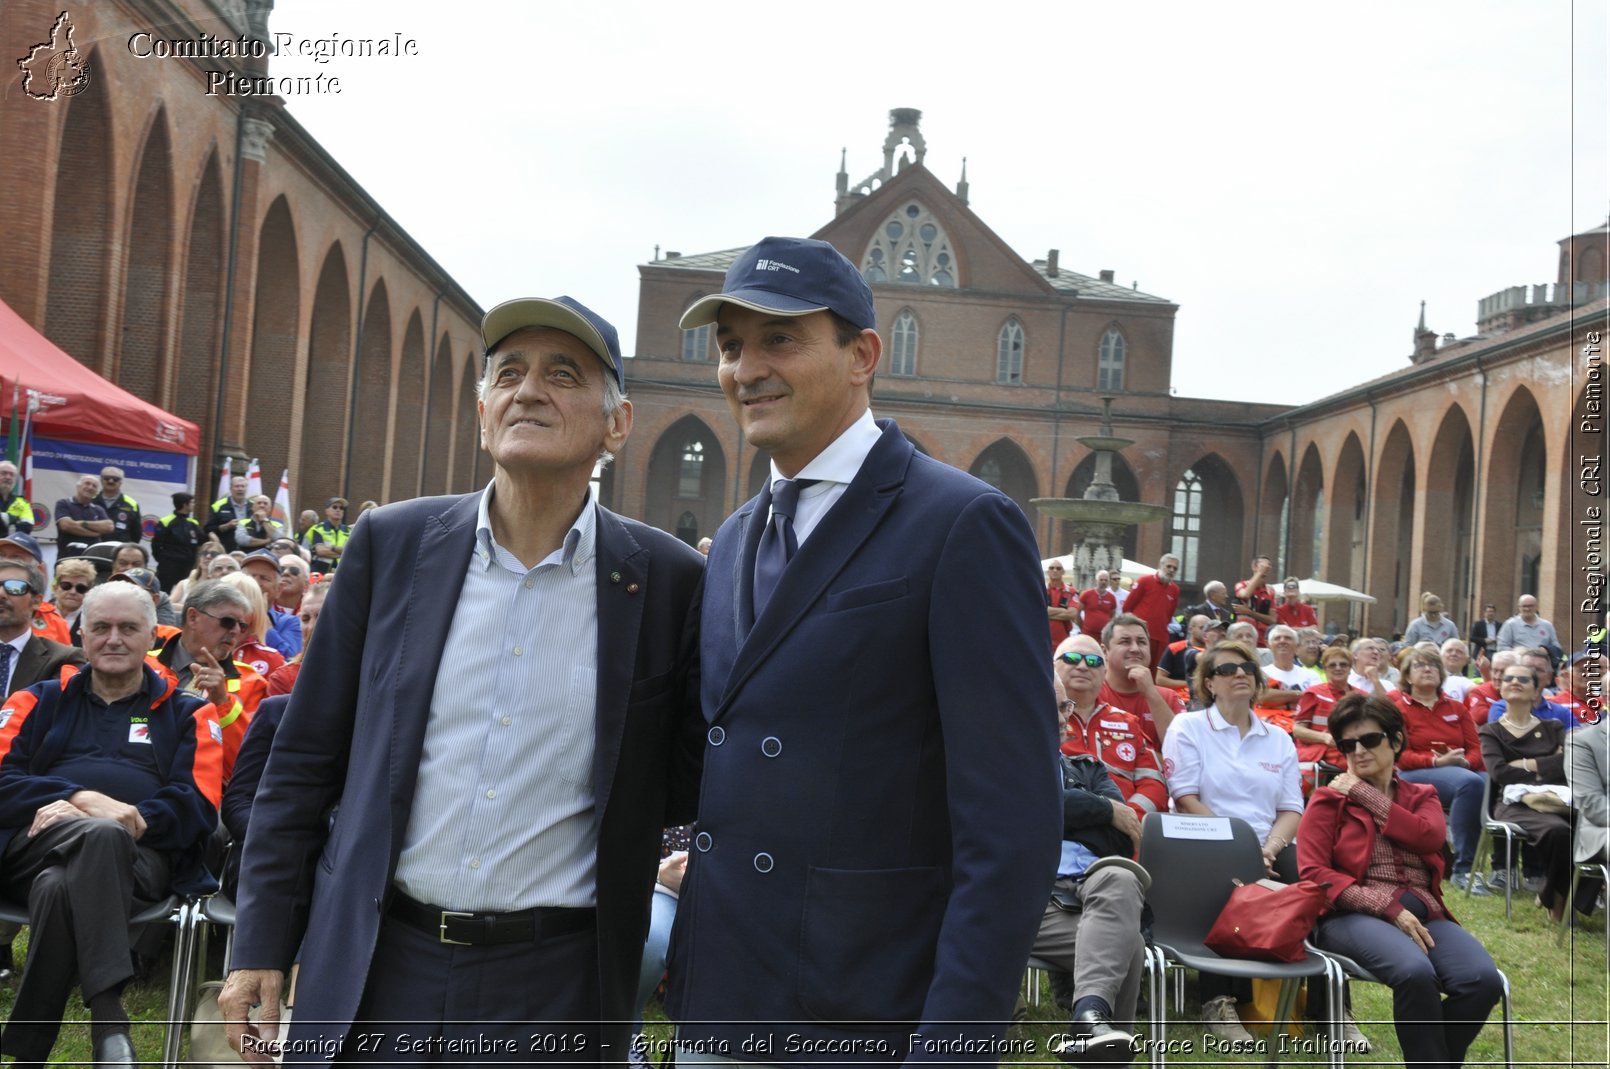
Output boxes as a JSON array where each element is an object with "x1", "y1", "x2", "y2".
[
  {"x1": 1206, "y1": 703, "x2": 1268, "y2": 736},
  {"x1": 769, "y1": 408, "x2": 881, "y2": 494},
  {"x1": 474, "y1": 481, "x2": 596, "y2": 576},
  {"x1": 4, "y1": 631, "x2": 27, "y2": 655}
]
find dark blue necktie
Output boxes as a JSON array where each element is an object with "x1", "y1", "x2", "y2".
[
  {"x1": 753, "y1": 479, "x2": 817, "y2": 619},
  {"x1": 0, "y1": 642, "x2": 13, "y2": 696}
]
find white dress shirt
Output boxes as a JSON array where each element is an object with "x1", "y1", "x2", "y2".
[{"x1": 764, "y1": 409, "x2": 883, "y2": 547}]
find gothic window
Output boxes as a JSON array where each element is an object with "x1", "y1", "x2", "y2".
[
  {"x1": 1097, "y1": 327, "x2": 1126, "y2": 391},
  {"x1": 681, "y1": 322, "x2": 711, "y2": 362},
  {"x1": 996, "y1": 319, "x2": 1025, "y2": 384},
  {"x1": 678, "y1": 440, "x2": 705, "y2": 497},
  {"x1": 676, "y1": 511, "x2": 699, "y2": 544},
  {"x1": 1170, "y1": 469, "x2": 1203, "y2": 583},
  {"x1": 890, "y1": 310, "x2": 918, "y2": 376},
  {"x1": 861, "y1": 202, "x2": 957, "y2": 288}
]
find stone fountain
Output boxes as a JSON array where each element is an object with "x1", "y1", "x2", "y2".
[{"x1": 1031, "y1": 398, "x2": 1170, "y2": 588}]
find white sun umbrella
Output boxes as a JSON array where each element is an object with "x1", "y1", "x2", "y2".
[
  {"x1": 1298, "y1": 578, "x2": 1377, "y2": 604},
  {"x1": 1037, "y1": 555, "x2": 1155, "y2": 579}
]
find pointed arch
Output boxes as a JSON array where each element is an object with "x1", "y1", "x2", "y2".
[
  {"x1": 297, "y1": 244, "x2": 352, "y2": 510},
  {"x1": 348, "y1": 279, "x2": 392, "y2": 501},
  {"x1": 996, "y1": 318, "x2": 1025, "y2": 384},
  {"x1": 455, "y1": 358, "x2": 481, "y2": 493},
  {"x1": 421, "y1": 334, "x2": 455, "y2": 496},
  {"x1": 1367, "y1": 421, "x2": 1417, "y2": 627},
  {"x1": 646, "y1": 415, "x2": 728, "y2": 546},
  {"x1": 174, "y1": 150, "x2": 225, "y2": 440},
  {"x1": 1481, "y1": 388, "x2": 1547, "y2": 614},
  {"x1": 1425, "y1": 406, "x2": 1476, "y2": 622},
  {"x1": 1060, "y1": 452, "x2": 1141, "y2": 561},
  {"x1": 1169, "y1": 454, "x2": 1244, "y2": 587},
  {"x1": 1291, "y1": 443, "x2": 1325, "y2": 579},
  {"x1": 1259, "y1": 452, "x2": 1290, "y2": 577},
  {"x1": 1326, "y1": 434, "x2": 1367, "y2": 594},
  {"x1": 1097, "y1": 325, "x2": 1126, "y2": 392},
  {"x1": 861, "y1": 201, "x2": 957, "y2": 287},
  {"x1": 119, "y1": 106, "x2": 175, "y2": 403},
  {"x1": 388, "y1": 310, "x2": 426, "y2": 501},
  {"x1": 969, "y1": 438, "x2": 1037, "y2": 520},
  {"x1": 889, "y1": 308, "x2": 918, "y2": 377},
  {"x1": 245, "y1": 196, "x2": 299, "y2": 487},
  {"x1": 44, "y1": 50, "x2": 114, "y2": 369}
]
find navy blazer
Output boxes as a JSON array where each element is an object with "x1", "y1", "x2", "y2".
[
  {"x1": 667, "y1": 421, "x2": 1061, "y2": 1064},
  {"x1": 230, "y1": 492, "x2": 704, "y2": 1064}
]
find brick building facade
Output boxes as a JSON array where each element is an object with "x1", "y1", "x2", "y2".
[{"x1": 2, "y1": 1, "x2": 1599, "y2": 644}]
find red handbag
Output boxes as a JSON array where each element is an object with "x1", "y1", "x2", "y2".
[{"x1": 1204, "y1": 878, "x2": 1329, "y2": 963}]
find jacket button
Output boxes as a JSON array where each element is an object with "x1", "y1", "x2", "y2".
[
  {"x1": 695, "y1": 831, "x2": 713, "y2": 852},
  {"x1": 760, "y1": 736, "x2": 782, "y2": 758},
  {"x1": 708, "y1": 726, "x2": 726, "y2": 746},
  {"x1": 753, "y1": 852, "x2": 774, "y2": 873}
]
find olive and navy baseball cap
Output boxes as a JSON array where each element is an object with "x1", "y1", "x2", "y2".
[
  {"x1": 679, "y1": 236, "x2": 876, "y2": 332},
  {"x1": 481, "y1": 296, "x2": 625, "y2": 391}
]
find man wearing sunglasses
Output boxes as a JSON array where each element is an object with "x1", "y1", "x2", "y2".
[
  {"x1": 1055, "y1": 634, "x2": 1168, "y2": 827},
  {"x1": 96, "y1": 467, "x2": 143, "y2": 545},
  {"x1": 146, "y1": 579, "x2": 265, "y2": 780},
  {"x1": 221, "y1": 296, "x2": 706, "y2": 1067},
  {"x1": 0, "y1": 558, "x2": 84, "y2": 698}
]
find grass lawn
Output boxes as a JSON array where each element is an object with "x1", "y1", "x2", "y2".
[{"x1": 1, "y1": 887, "x2": 1604, "y2": 1066}]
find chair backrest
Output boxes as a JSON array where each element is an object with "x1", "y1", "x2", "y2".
[{"x1": 1139, "y1": 813, "x2": 1267, "y2": 946}]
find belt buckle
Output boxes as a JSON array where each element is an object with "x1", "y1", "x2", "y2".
[{"x1": 438, "y1": 909, "x2": 474, "y2": 945}]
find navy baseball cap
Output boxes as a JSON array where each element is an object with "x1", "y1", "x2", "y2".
[
  {"x1": 109, "y1": 567, "x2": 160, "y2": 594},
  {"x1": 0, "y1": 532, "x2": 42, "y2": 562},
  {"x1": 679, "y1": 236, "x2": 876, "y2": 332},
  {"x1": 481, "y1": 296, "x2": 625, "y2": 391}
]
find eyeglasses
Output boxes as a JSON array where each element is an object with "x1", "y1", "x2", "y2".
[
  {"x1": 1, "y1": 578, "x2": 35, "y2": 596},
  {"x1": 1210, "y1": 661, "x2": 1259, "y2": 678},
  {"x1": 1337, "y1": 731, "x2": 1389, "y2": 754},
  {"x1": 101, "y1": 476, "x2": 122, "y2": 483},
  {"x1": 195, "y1": 608, "x2": 247, "y2": 632},
  {"x1": 1323, "y1": 660, "x2": 1352, "y2": 671},
  {"x1": 55, "y1": 581, "x2": 91, "y2": 594},
  {"x1": 1057, "y1": 652, "x2": 1105, "y2": 668},
  {"x1": 1500, "y1": 674, "x2": 1535, "y2": 685}
]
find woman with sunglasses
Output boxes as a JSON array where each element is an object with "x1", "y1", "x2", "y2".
[
  {"x1": 170, "y1": 539, "x2": 228, "y2": 610},
  {"x1": 1162, "y1": 639, "x2": 1305, "y2": 1044},
  {"x1": 45, "y1": 557, "x2": 97, "y2": 645},
  {"x1": 1300, "y1": 693, "x2": 1502, "y2": 1068},
  {"x1": 1478, "y1": 667, "x2": 1600, "y2": 923},
  {"x1": 1393, "y1": 649, "x2": 1489, "y2": 895},
  {"x1": 1294, "y1": 646, "x2": 1355, "y2": 772}
]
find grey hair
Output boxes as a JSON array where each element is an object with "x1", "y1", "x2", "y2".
[
  {"x1": 1267, "y1": 624, "x2": 1297, "y2": 643},
  {"x1": 1227, "y1": 621, "x2": 1258, "y2": 644},
  {"x1": 82, "y1": 582, "x2": 156, "y2": 632},
  {"x1": 478, "y1": 351, "x2": 628, "y2": 470},
  {"x1": 184, "y1": 578, "x2": 252, "y2": 619},
  {"x1": 1203, "y1": 581, "x2": 1226, "y2": 598}
]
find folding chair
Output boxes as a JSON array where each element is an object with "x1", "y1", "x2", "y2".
[
  {"x1": 164, "y1": 891, "x2": 237, "y2": 1067},
  {"x1": 1467, "y1": 775, "x2": 1526, "y2": 918},
  {"x1": 1558, "y1": 858, "x2": 1609, "y2": 947},
  {"x1": 1309, "y1": 943, "x2": 1513, "y2": 1068},
  {"x1": 0, "y1": 893, "x2": 192, "y2": 1068},
  {"x1": 1138, "y1": 813, "x2": 1337, "y2": 1067}
]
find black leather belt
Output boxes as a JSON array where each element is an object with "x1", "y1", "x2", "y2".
[{"x1": 389, "y1": 892, "x2": 596, "y2": 946}]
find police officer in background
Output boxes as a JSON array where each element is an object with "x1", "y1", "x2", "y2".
[{"x1": 96, "y1": 467, "x2": 142, "y2": 544}]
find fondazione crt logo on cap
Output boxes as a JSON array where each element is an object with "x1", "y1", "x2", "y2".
[
  {"x1": 17, "y1": 12, "x2": 91, "y2": 100},
  {"x1": 755, "y1": 259, "x2": 800, "y2": 274}
]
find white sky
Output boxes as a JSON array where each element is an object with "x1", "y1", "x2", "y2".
[{"x1": 267, "y1": 0, "x2": 1607, "y2": 406}]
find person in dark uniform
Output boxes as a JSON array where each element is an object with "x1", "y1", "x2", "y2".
[{"x1": 96, "y1": 467, "x2": 142, "y2": 544}]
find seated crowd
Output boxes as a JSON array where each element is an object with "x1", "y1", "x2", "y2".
[
  {"x1": 0, "y1": 472, "x2": 1604, "y2": 1069},
  {"x1": 1031, "y1": 556, "x2": 1605, "y2": 1066}
]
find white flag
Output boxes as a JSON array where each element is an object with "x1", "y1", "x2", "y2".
[
  {"x1": 246, "y1": 458, "x2": 262, "y2": 498},
  {"x1": 216, "y1": 456, "x2": 232, "y2": 501},
  {"x1": 272, "y1": 469, "x2": 292, "y2": 528}
]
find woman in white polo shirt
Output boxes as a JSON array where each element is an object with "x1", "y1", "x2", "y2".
[{"x1": 1163, "y1": 639, "x2": 1307, "y2": 1046}]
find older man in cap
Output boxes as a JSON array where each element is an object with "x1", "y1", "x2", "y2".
[
  {"x1": 666, "y1": 237, "x2": 1058, "y2": 1064},
  {"x1": 220, "y1": 296, "x2": 705, "y2": 1066}
]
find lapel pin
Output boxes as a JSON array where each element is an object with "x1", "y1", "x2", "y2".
[{"x1": 610, "y1": 571, "x2": 622, "y2": 584}]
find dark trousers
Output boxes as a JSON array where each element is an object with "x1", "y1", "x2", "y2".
[
  {"x1": 0, "y1": 817, "x2": 171, "y2": 1061},
  {"x1": 308, "y1": 911, "x2": 604, "y2": 1067},
  {"x1": 1316, "y1": 911, "x2": 1502, "y2": 1068}
]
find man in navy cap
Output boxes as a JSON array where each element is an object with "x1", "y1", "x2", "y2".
[
  {"x1": 666, "y1": 237, "x2": 1060, "y2": 1063},
  {"x1": 220, "y1": 297, "x2": 705, "y2": 1065}
]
